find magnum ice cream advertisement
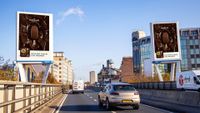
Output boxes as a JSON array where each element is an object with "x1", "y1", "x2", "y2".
[
  {"x1": 17, "y1": 12, "x2": 53, "y2": 62},
  {"x1": 151, "y1": 22, "x2": 181, "y2": 61}
]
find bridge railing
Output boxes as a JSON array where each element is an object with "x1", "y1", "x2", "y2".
[
  {"x1": 0, "y1": 82, "x2": 62, "y2": 113},
  {"x1": 132, "y1": 81, "x2": 177, "y2": 90}
]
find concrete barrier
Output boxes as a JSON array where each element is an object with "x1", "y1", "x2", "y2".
[{"x1": 139, "y1": 89, "x2": 200, "y2": 113}]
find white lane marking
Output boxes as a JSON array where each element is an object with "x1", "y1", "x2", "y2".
[
  {"x1": 90, "y1": 96, "x2": 93, "y2": 99},
  {"x1": 94, "y1": 99, "x2": 97, "y2": 102},
  {"x1": 54, "y1": 94, "x2": 68, "y2": 113},
  {"x1": 111, "y1": 111, "x2": 117, "y2": 113},
  {"x1": 142, "y1": 104, "x2": 174, "y2": 113}
]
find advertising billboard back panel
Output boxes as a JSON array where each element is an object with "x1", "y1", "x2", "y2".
[
  {"x1": 151, "y1": 22, "x2": 181, "y2": 62},
  {"x1": 16, "y1": 12, "x2": 53, "y2": 63}
]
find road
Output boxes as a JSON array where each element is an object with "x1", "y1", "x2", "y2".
[{"x1": 58, "y1": 89, "x2": 174, "y2": 113}]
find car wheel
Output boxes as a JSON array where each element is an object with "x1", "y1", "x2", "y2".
[
  {"x1": 98, "y1": 96, "x2": 103, "y2": 107},
  {"x1": 133, "y1": 104, "x2": 139, "y2": 110},
  {"x1": 105, "y1": 98, "x2": 111, "y2": 110}
]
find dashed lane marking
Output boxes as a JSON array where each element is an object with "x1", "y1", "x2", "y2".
[{"x1": 94, "y1": 99, "x2": 97, "y2": 102}]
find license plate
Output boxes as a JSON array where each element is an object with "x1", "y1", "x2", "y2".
[{"x1": 122, "y1": 100, "x2": 132, "y2": 103}]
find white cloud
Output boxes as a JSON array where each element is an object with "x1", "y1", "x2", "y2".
[{"x1": 56, "y1": 7, "x2": 85, "y2": 25}]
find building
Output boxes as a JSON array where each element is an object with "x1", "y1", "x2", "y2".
[
  {"x1": 50, "y1": 63, "x2": 59, "y2": 82},
  {"x1": 89, "y1": 71, "x2": 97, "y2": 85},
  {"x1": 120, "y1": 56, "x2": 134, "y2": 76},
  {"x1": 180, "y1": 28, "x2": 200, "y2": 71},
  {"x1": 66, "y1": 59, "x2": 74, "y2": 85},
  {"x1": 98, "y1": 59, "x2": 120, "y2": 84},
  {"x1": 53, "y1": 52, "x2": 74, "y2": 84}
]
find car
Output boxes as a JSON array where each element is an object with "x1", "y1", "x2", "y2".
[{"x1": 98, "y1": 82, "x2": 140, "y2": 110}]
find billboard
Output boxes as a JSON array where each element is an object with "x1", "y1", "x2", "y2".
[
  {"x1": 16, "y1": 12, "x2": 53, "y2": 63},
  {"x1": 151, "y1": 22, "x2": 181, "y2": 61}
]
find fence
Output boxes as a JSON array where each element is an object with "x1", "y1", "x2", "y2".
[
  {"x1": 0, "y1": 82, "x2": 62, "y2": 113},
  {"x1": 132, "y1": 81, "x2": 177, "y2": 90}
]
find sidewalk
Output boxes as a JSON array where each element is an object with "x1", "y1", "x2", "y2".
[{"x1": 34, "y1": 93, "x2": 67, "y2": 113}]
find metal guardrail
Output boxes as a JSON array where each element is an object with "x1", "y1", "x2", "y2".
[
  {"x1": 132, "y1": 81, "x2": 177, "y2": 90},
  {"x1": 0, "y1": 82, "x2": 63, "y2": 113}
]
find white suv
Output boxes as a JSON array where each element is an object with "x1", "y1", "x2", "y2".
[{"x1": 98, "y1": 82, "x2": 140, "y2": 110}]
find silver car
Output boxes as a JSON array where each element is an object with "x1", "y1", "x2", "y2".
[{"x1": 98, "y1": 82, "x2": 140, "y2": 110}]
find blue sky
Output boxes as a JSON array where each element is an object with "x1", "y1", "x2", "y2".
[{"x1": 0, "y1": 0, "x2": 200, "y2": 81}]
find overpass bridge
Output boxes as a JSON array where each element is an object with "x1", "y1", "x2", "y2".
[{"x1": 0, "y1": 82, "x2": 199, "y2": 113}]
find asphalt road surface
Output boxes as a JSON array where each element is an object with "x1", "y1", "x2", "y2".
[{"x1": 58, "y1": 89, "x2": 174, "y2": 113}]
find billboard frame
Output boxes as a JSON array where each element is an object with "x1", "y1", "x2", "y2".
[
  {"x1": 16, "y1": 11, "x2": 53, "y2": 83},
  {"x1": 150, "y1": 21, "x2": 182, "y2": 62},
  {"x1": 16, "y1": 11, "x2": 53, "y2": 63}
]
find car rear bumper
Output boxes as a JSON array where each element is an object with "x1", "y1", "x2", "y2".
[
  {"x1": 109, "y1": 97, "x2": 140, "y2": 106},
  {"x1": 72, "y1": 90, "x2": 84, "y2": 93}
]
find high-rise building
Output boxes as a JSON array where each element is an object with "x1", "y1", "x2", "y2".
[
  {"x1": 90, "y1": 71, "x2": 97, "y2": 85},
  {"x1": 132, "y1": 31, "x2": 165, "y2": 76},
  {"x1": 180, "y1": 28, "x2": 200, "y2": 71},
  {"x1": 53, "y1": 52, "x2": 74, "y2": 84}
]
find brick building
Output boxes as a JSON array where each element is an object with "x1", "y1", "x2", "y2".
[{"x1": 120, "y1": 57, "x2": 134, "y2": 82}]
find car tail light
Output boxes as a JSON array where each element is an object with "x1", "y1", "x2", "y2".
[
  {"x1": 110, "y1": 92, "x2": 119, "y2": 95},
  {"x1": 134, "y1": 91, "x2": 139, "y2": 95}
]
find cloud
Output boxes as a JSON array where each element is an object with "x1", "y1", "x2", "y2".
[{"x1": 56, "y1": 7, "x2": 85, "y2": 25}]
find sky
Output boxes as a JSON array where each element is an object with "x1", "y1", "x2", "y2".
[{"x1": 0, "y1": 0, "x2": 200, "y2": 81}]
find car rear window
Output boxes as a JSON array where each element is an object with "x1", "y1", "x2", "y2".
[{"x1": 113, "y1": 85, "x2": 136, "y2": 91}]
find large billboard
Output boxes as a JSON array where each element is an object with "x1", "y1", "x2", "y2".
[
  {"x1": 16, "y1": 12, "x2": 53, "y2": 63},
  {"x1": 151, "y1": 22, "x2": 181, "y2": 61}
]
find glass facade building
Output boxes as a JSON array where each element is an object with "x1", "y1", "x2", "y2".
[
  {"x1": 132, "y1": 31, "x2": 164, "y2": 75},
  {"x1": 180, "y1": 28, "x2": 200, "y2": 71}
]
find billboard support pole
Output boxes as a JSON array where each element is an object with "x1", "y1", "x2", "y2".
[
  {"x1": 17, "y1": 63, "x2": 27, "y2": 82},
  {"x1": 176, "y1": 61, "x2": 181, "y2": 73},
  {"x1": 42, "y1": 64, "x2": 51, "y2": 84},
  {"x1": 155, "y1": 64, "x2": 163, "y2": 81},
  {"x1": 170, "y1": 63, "x2": 176, "y2": 81}
]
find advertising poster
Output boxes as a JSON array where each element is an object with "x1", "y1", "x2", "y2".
[
  {"x1": 151, "y1": 22, "x2": 181, "y2": 61},
  {"x1": 16, "y1": 12, "x2": 53, "y2": 63}
]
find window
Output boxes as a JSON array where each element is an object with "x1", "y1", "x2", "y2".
[
  {"x1": 191, "y1": 30, "x2": 198, "y2": 36},
  {"x1": 191, "y1": 59, "x2": 195, "y2": 64},
  {"x1": 195, "y1": 39, "x2": 199, "y2": 45},
  {"x1": 195, "y1": 45, "x2": 199, "y2": 49},
  {"x1": 59, "y1": 63, "x2": 61, "y2": 65},
  {"x1": 190, "y1": 45, "x2": 194, "y2": 49},
  {"x1": 59, "y1": 58, "x2": 62, "y2": 61},
  {"x1": 59, "y1": 71, "x2": 61, "y2": 74},
  {"x1": 189, "y1": 40, "x2": 195, "y2": 45},
  {"x1": 59, "y1": 67, "x2": 61, "y2": 69},
  {"x1": 191, "y1": 55, "x2": 195, "y2": 58},
  {"x1": 197, "y1": 59, "x2": 200, "y2": 63},
  {"x1": 190, "y1": 49, "x2": 195, "y2": 54},
  {"x1": 182, "y1": 31, "x2": 189, "y2": 36},
  {"x1": 192, "y1": 64, "x2": 196, "y2": 68},
  {"x1": 195, "y1": 49, "x2": 200, "y2": 54}
]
